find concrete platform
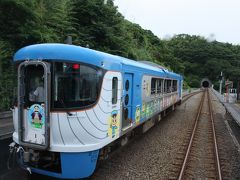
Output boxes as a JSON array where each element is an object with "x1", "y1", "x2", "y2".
[{"x1": 213, "y1": 89, "x2": 240, "y2": 126}]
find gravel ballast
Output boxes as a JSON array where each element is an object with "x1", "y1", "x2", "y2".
[{"x1": 92, "y1": 91, "x2": 240, "y2": 179}]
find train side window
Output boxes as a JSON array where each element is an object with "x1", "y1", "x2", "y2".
[
  {"x1": 112, "y1": 77, "x2": 118, "y2": 104},
  {"x1": 157, "y1": 79, "x2": 163, "y2": 94},
  {"x1": 167, "y1": 80, "x2": 172, "y2": 93},
  {"x1": 173, "y1": 80, "x2": 177, "y2": 92},
  {"x1": 164, "y1": 79, "x2": 167, "y2": 93},
  {"x1": 151, "y1": 78, "x2": 157, "y2": 94}
]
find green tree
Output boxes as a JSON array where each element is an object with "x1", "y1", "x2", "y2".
[{"x1": 0, "y1": 40, "x2": 15, "y2": 111}]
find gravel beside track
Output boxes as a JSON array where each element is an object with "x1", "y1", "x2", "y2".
[
  {"x1": 210, "y1": 91, "x2": 240, "y2": 179},
  {"x1": 92, "y1": 93, "x2": 203, "y2": 180},
  {"x1": 92, "y1": 90, "x2": 240, "y2": 179},
  {"x1": 2, "y1": 90, "x2": 240, "y2": 179}
]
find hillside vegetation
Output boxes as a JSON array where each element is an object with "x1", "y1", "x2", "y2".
[{"x1": 0, "y1": 0, "x2": 240, "y2": 110}]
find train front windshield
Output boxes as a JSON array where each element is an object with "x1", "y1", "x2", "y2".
[
  {"x1": 52, "y1": 62, "x2": 103, "y2": 109},
  {"x1": 24, "y1": 65, "x2": 45, "y2": 104}
]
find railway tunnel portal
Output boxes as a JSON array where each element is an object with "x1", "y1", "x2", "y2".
[{"x1": 201, "y1": 78, "x2": 212, "y2": 88}]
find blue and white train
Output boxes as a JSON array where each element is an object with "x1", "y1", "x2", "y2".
[{"x1": 11, "y1": 43, "x2": 183, "y2": 179}]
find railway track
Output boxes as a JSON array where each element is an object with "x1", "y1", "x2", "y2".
[
  {"x1": 177, "y1": 89, "x2": 222, "y2": 179},
  {"x1": 0, "y1": 111, "x2": 13, "y2": 140},
  {"x1": 0, "y1": 132, "x2": 13, "y2": 140},
  {"x1": 182, "y1": 90, "x2": 202, "y2": 103}
]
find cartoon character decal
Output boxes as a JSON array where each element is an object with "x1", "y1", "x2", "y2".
[
  {"x1": 108, "y1": 110, "x2": 120, "y2": 138},
  {"x1": 146, "y1": 103, "x2": 150, "y2": 118},
  {"x1": 154, "y1": 99, "x2": 157, "y2": 113},
  {"x1": 141, "y1": 103, "x2": 146, "y2": 118},
  {"x1": 135, "y1": 106, "x2": 141, "y2": 124},
  {"x1": 25, "y1": 104, "x2": 46, "y2": 145},
  {"x1": 29, "y1": 104, "x2": 45, "y2": 129}
]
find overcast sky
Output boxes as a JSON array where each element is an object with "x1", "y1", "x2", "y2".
[{"x1": 114, "y1": 0, "x2": 240, "y2": 45}]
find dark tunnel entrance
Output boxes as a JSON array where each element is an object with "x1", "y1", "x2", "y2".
[
  {"x1": 201, "y1": 78, "x2": 212, "y2": 88},
  {"x1": 202, "y1": 81, "x2": 210, "y2": 88}
]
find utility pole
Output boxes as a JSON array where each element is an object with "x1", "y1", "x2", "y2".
[
  {"x1": 219, "y1": 71, "x2": 223, "y2": 94},
  {"x1": 226, "y1": 79, "x2": 229, "y2": 103}
]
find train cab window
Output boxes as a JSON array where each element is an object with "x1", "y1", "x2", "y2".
[
  {"x1": 112, "y1": 77, "x2": 118, "y2": 104},
  {"x1": 24, "y1": 65, "x2": 45, "y2": 106},
  {"x1": 53, "y1": 62, "x2": 103, "y2": 109}
]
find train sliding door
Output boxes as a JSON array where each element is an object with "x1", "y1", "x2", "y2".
[
  {"x1": 18, "y1": 61, "x2": 51, "y2": 150},
  {"x1": 122, "y1": 73, "x2": 133, "y2": 130}
]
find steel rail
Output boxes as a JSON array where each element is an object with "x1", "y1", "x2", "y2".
[
  {"x1": 207, "y1": 90, "x2": 222, "y2": 180},
  {"x1": 178, "y1": 90, "x2": 206, "y2": 180},
  {"x1": 182, "y1": 90, "x2": 202, "y2": 103},
  {"x1": 0, "y1": 131, "x2": 13, "y2": 140}
]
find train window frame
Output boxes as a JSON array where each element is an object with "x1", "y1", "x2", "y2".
[
  {"x1": 125, "y1": 80, "x2": 129, "y2": 91},
  {"x1": 112, "y1": 77, "x2": 118, "y2": 104},
  {"x1": 163, "y1": 79, "x2": 173, "y2": 94},
  {"x1": 157, "y1": 78, "x2": 163, "y2": 94},
  {"x1": 172, "y1": 80, "x2": 178, "y2": 92},
  {"x1": 23, "y1": 65, "x2": 45, "y2": 107},
  {"x1": 166, "y1": 79, "x2": 172, "y2": 93},
  {"x1": 151, "y1": 78, "x2": 157, "y2": 94},
  {"x1": 151, "y1": 77, "x2": 165, "y2": 95},
  {"x1": 163, "y1": 79, "x2": 167, "y2": 93},
  {"x1": 51, "y1": 61, "x2": 105, "y2": 110}
]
